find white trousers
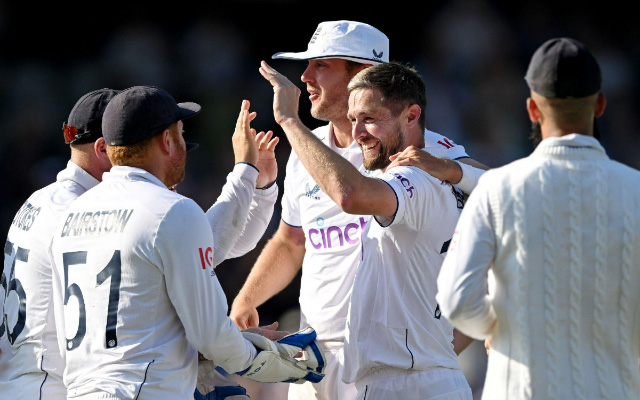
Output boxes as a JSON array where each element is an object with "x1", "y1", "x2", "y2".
[{"x1": 355, "y1": 367, "x2": 472, "y2": 400}]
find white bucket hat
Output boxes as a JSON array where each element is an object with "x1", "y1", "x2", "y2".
[{"x1": 272, "y1": 20, "x2": 389, "y2": 65}]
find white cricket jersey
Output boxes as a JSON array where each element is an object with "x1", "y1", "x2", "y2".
[
  {"x1": 0, "y1": 161, "x2": 99, "y2": 400},
  {"x1": 50, "y1": 165, "x2": 260, "y2": 400},
  {"x1": 341, "y1": 165, "x2": 466, "y2": 384},
  {"x1": 281, "y1": 123, "x2": 468, "y2": 342}
]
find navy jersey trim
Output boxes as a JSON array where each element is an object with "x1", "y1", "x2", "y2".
[
  {"x1": 38, "y1": 356, "x2": 48, "y2": 400},
  {"x1": 135, "y1": 360, "x2": 155, "y2": 399},
  {"x1": 281, "y1": 218, "x2": 302, "y2": 228},
  {"x1": 373, "y1": 179, "x2": 399, "y2": 228},
  {"x1": 235, "y1": 162, "x2": 259, "y2": 173},
  {"x1": 405, "y1": 329, "x2": 415, "y2": 369}
]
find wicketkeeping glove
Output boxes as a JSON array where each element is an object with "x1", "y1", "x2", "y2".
[
  {"x1": 237, "y1": 327, "x2": 326, "y2": 384},
  {"x1": 196, "y1": 360, "x2": 250, "y2": 400}
]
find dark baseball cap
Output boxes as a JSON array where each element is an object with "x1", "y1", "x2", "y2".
[
  {"x1": 102, "y1": 85, "x2": 201, "y2": 148},
  {"x1": 525, "y1": 38, "x2": 601, "y2": 98},
  {"x1": 63, "y1": 88, "x2": 119, "y2": 145}
]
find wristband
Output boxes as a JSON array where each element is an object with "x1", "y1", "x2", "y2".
[{"x1": 454, "y1": 162, "x2": 484, "y2": 194}]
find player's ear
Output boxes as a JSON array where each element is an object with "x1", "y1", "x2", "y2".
[
  {"x1": 94, "y1": 137, "x2": 108, "y2": 158},
  {"x1": 159, "y1": 129, "x2": 172, "y2": 155},
  {"x1": 526, "y1": 97, "x2": 541, "y2": 122},
  {"x1": 594, "y1": 93, "x2": 606, "y2": 118},
  {"x1": 405, "y1": 104, "x2": 421, "y2": 129}
]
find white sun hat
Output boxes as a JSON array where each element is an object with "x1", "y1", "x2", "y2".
[{"x1": 272, "y1": 20, "x2": 389, "y2": 65}]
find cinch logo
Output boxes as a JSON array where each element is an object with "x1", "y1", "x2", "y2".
[
  {"x1": 305, "y1": 183, "x2": 321, "y2": 200},
  {"x1": 199, "y1": 247, "x2": 213, "y2": 269},
  {"x1": 392, "y1": 173, "x2": 415, "y2": 198},
  {"x1": 308, "y1": 217, "x2": 367, "y2": 249},
  {"x1": 372, "y1": 49, "x2": 383, "y2": 61}
]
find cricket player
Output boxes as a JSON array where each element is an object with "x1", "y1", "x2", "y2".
[
  {"x1": 436, "y1": 38, "x2": 640, "y2": 399},
  {"x1": 49, "y1": 87, "x2": 323, "y2": 400},
  {"x1": 260, "y1": 60, "x2": 473, "y2": 399},
  {"x1": 0, "y1": 88, "x2": 280, "y2": 400},
  {"x1": 230, "y1": 20, "x2": 485, "y2": 400},
  {"x1": 0, "y1": 89, "x2": 118, "y2": 399}
]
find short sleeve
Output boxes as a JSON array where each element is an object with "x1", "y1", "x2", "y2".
[
  {"x1": 280, "y1": 149, "x2": 302, "y2": 227},
  {"x1": 374, "y1": 166, "x2": 439, "y2": 230}
]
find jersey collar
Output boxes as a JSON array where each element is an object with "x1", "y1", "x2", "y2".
[
  {"x1": 102, "y1": 166, "x2": 168, "y2": 189},
  {"x1": 56, "y1": 160, "x2": 100, "y2": 192}
]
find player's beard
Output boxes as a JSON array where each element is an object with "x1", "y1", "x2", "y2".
[
  {"x1": 166, "y1": 133, "x2": 187, "y2": 188},
  {"x1": 309, "y1": 79, "x2": 351, "y2": 123},
  {"x1": 529, "y1": 121, "x2": 542, "y2": 147},
  {"x1": 360, "y1": 122, "x2": 405, "y2": 171}
]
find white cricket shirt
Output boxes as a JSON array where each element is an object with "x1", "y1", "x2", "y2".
[
  {"x1": 50, "y1": 165, "x2": 261, "y2": 400},
  {"x1": 281, "y1": 123, "x2": 469, "y2": 342},
  {"x1": 0, "y1": 161, "x2": 99, "y2": 399},
  {"x1": 341, "y1": 165, "x2": 466, "y2": 384}
]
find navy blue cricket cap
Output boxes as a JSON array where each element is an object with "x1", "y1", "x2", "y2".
[
  {"x1": 525, "y1": 38, "x2": 602, "y2": 98},
  {"x1": 102, "y1": 85, "x2": 201, "y2": 150},
  {"x1": 63, "y1": 88, "x2": 119, "y2": 145}
]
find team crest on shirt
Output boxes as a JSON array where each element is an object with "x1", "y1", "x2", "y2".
[{"x1": 305, "y1": 183, "x2": 321, "y2": 200}]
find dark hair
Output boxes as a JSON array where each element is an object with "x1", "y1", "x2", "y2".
[{"x1": 348, "y1": 61, "x2": 426, "y2": 130}]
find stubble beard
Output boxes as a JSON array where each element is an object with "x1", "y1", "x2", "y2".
[
  {"x1": 311, "y1": 95, "x2": 349, "y2": 123},
  {"x1": 529, "y1": 121, "x2": 542, "y2": 148},
  {"x1": 166, "y1": 133, "x2": 187, "y2": 188},
  {"x1": 361, "y1": 123, "x2": 405, "y2": 171}
]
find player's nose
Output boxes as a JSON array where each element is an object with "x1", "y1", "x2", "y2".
[{"x1": 301, "y1": 65, "x2": 315, "y2": 83}]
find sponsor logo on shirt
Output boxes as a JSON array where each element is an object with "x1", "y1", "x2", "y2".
[
  {"x1": 11, "y1": 201, "x2": 41, "y2": 232},
  {"x1": 308, "y1": 216, "x2": 367, "y2": 249},
  {"x1": 199, "y1": 246, "x2": 214, "y2": 270},
  {"x1": 61, "y1": 209, "x2": 134, "y2": 237},
  {"x1": 437, "y1": 138, "x2": 456, "y2": 149},
  {"x1": 305, "y1": 183, "x2": 321, "y2": 200},
  {"x1": 392, "y1": 173, "x2": 415, "y2": 198}
]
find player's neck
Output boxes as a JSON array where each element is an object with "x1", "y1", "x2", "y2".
[
  {"x1": 542, "y1": 119, "x2": 594, "y2": 139},
  {"x1": 331, "y1": 118, "x2": 354, "y2": 148}
]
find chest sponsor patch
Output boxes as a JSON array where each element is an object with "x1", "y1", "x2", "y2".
[{"x1": 307, "y1": 216, "x2": 367, "y2": 250}]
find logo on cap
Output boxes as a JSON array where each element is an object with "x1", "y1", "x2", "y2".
[
  {"x1": 310, "y1": 26, "x2": 323, "y2": 44},
  {"x1": 63, "y1": 123, "x2": 79, "y2": 144},
  {"x1": 372, "y1": 49, "x2": 383, "y2": 61}
]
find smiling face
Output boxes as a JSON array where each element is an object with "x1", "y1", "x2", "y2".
[
  {"x1": 301, "y1": 59, "x2": 363, "y2": 123},
  {"x1": 348, "y1": 87, "x2": 405, "y2": 171}
]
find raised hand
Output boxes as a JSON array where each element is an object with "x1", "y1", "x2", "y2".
[
  {"x1": 232, "y1": 100, "x2": 259, "y2": 166},
  {"x1": 255, "y1": 130, "x2": 279, "y2": 189},
  {"x1": 258, "y1": 61, "x2": 301, "y2": 125}
]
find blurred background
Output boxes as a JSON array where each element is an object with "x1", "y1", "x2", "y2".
[{"x1": 1, "y1": 0, "x2": 638, "y2": 398}]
